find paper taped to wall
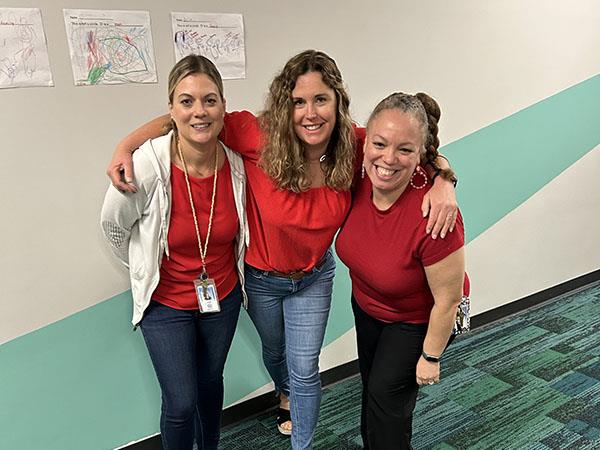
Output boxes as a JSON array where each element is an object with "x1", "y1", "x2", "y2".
[
  {"x1": 0, "y1": 7, "x2": 54, "y2": 89},
  {"x1": 63, "y1": 9, "x2": 157, "y2": 86},
  {"x1": 171, "y1": 12, "x2": 246, "y2": 79}
]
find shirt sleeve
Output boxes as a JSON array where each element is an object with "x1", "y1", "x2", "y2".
[
  {"x1": 100, "y1": 155, "x2": 150, "y2": 267},
  {"x1": 418, "y1": 210, "x2": 465, "y2": 267},
  {"x1": 221, "y1": 111, "x2": 263, "y2": 163}
]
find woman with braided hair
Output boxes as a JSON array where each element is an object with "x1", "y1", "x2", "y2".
[{"x1": 336, "y1": 92, "x2": 469, "y2": 449}]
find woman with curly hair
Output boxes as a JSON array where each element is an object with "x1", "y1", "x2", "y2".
[{"x1": 107, "y1": 50, "x2": 457, "y2": 450}]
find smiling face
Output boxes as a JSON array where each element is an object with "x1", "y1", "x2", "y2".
[
  {"x1": 364, "y1": 108, "x2": 424, "y2": 206},
  {"x1": 169, "y1": 73, "x2": 225, "y2": 150},
  {"x1": 291, "y1": 71, "x2": 337, "y2": 156}
]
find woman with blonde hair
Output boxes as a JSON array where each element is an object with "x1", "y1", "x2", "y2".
[
  {"x1": 101, "y1": 54, "x2": 247, "y2": 450},
  {"x1": 107, "y1": 50, "x2": 458, "y2": 450}
]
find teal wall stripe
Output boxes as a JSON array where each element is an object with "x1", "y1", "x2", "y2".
[
  {"x1": 1, "y1": 292, "x2": 157, "y2": 449},
  {"x1": 447, "y1": 74, "x2": 600, "y2": 242},
  {"x1": 2, "y1": 74, "x2": 599, "y2": 449},
  {"x1": 0, "y1": 291, "x2": 273, "y2": 449}
]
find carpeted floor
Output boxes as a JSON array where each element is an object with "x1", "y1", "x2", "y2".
[{"x1": 219, "y1": 282, "x2": 600, "y2": 449}]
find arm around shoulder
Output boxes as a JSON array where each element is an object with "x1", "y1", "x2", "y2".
[
  {"x1": 107, "y1": 114, "x2": 171, "y2": 192},
  {"x1": 421, "y1": 153, "x2": 458, "y2": 239}
]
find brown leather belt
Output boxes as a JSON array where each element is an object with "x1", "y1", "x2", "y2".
[{"x1": 268, "y1": 254, "x2": 328, "y2": 280}]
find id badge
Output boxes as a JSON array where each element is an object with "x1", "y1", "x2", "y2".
[{"x1": 194, "y1": 278, "x2": 221, "y2": 313}]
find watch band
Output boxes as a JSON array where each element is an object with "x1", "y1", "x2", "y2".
[{"x1": 421, "y1": 350, "x2": 441, "y2": 362}]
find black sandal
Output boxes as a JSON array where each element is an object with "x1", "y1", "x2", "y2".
[{"x1": 276, "y1": 407, "x2": 292, "y2": 436}]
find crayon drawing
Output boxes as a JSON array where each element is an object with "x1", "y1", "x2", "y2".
[
  {"x1": 63, "y1": 9, "x2": 157, "y2": 86},
  {"x1": 0, "y1": 8, "x2": 53, "y2": 89}
]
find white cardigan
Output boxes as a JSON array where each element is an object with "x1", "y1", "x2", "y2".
[{"x1": 101, "y1": 131, "x2": 248, "y2": 326}]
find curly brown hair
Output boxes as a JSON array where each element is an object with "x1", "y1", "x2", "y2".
[
  {"x1": 259, "y1": 50, "x2": 356, "y2": 192},
  {"x1": 366, "y1": 92, "x2": 456, "y2": 181}
]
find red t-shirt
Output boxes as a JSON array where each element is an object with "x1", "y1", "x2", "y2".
[
  {"x1": 335, "y1": 175, "x2": 468, "y2": 323},
  {"x1": 221, "y1": 111, "x2": 366, "y2": 272},
  {"x1": 152, "y1": 159, "x2": 239, "y2": 309}
]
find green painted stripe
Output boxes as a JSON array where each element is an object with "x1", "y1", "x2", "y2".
[
  {"x1": 448, "y1": 74, "x2": 600, "y2": 242},
  {"x1": 0, "y1": 291, "x2": 273, "y2": 449},
  {"x1": 2, "y1": 74, "x2": 599, "y2": 449},
  {"x1": 1, "y1": 292, "x2": 157, "y2": 449}
]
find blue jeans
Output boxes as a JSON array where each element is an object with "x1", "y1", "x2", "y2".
[
  {"x1": 245, "y1": 249, "x2": 335, "y2": 450},
  {"x1": 140, "y1": 283, "x2": 242, "y2": 450}
]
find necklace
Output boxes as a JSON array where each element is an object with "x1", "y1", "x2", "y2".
[{"x1": 176, "y1": 137, "x2": 219, "y2": 279}]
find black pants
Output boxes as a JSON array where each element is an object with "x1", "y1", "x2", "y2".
[{"x1": 352, "y1": 297, "x2": 427, "y2": 450}]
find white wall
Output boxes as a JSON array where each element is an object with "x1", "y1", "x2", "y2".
[{"x1": 1, "y1": 0, "x2": 599, "y2": 342}]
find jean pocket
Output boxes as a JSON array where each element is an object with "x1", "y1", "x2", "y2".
[
  {"x1": 245, "y1": 265, "x2": 265, "y2": 280},
  {"x1": 314, "y1": 248, "x2": 335, "y2": 274}
]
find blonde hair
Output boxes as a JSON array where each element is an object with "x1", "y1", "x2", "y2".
[{"x1": 259, "y1": 50, "x2": 356, "y2": 192}]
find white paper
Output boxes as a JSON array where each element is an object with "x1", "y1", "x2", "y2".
[
  {"x1": 0, "y1": 8, "x2": 53, "y2": 89},
  {"x1": 171, "y1": 12, "x2": 245, "y2": 79},
  {"x1": 63, "y1": 9, "x2": 157, "y2": 86}
]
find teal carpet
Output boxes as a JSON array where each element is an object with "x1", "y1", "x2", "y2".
[{"x1": 220, "y1": 281, "x2": 600, "y2": 449}]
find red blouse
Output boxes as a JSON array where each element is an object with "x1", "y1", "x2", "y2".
[{"x1": 221, "y1": 111, "x2": 366, "y2": 272}]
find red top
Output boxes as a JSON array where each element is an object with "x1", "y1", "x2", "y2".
[
  {"x1": 221, "y1": 111, "x2": 366, "y2": 272},
  {"x1": 335, "y1": 175, "x2": 469, "y2": 323},
  {"x1": 153, "y1": 159, "x2": 239, "y2": 309}
]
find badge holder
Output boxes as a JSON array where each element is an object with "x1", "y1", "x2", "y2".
[{"x1": 194, "y1": 272, "x2": 220, "y2": 313}]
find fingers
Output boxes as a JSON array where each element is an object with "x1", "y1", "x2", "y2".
[
  {"x1": 417, "y1": 356, "x2": 441, "y2": 385},
  {"x1": 122, "y1": 160, "x2": 136, "y2": 186},
  {"x1": 426, "y1": 202, "x2": 444, "y2": 238},
  {"x1": 108, "y1": 164, "x2": 137, "y2": 193},
  {"x1": 416, "y1": 377, "x2": 440, "y2": 386},
  {"x1": 439, "y1": 210, "x2": 458, "y2": 239},
  {"x1": 424, "y1": 195, "x2": 441, "y2": 237},
  {"x1": 429, "y1": 207, "x2": 458, "y2": 239},
  {"x1": 421, "y1": 192, "x2": 431, "y2": 219},
  {"x1": 121, "y1": 179, "x2": 138, "y2": 193}
]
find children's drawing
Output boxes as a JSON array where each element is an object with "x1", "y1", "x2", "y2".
[
  {"x1": 63, "y1": 9, "x2": 157, "y2": 86},
  {"x1": 0, "y1": 8, "x2": 53, "y2": 89},
  {"x1": 171, "y1": 12, "x2": 246, "y2": 79}
]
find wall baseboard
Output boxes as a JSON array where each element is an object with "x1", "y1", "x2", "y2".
[
  {"x1": 470, "y1": 269, "x2": 600, "y2": 328},
  {"x1": 124, "y1": 269, "x2": 600, "y2": 450}
]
